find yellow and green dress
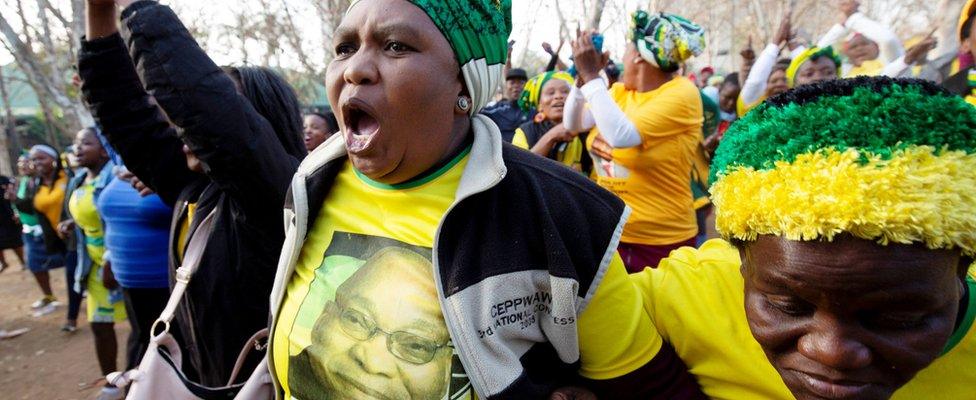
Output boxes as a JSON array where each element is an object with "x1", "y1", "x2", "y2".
[{"x1": 68, "y1": 180, "x2": 126, "y2": 323}]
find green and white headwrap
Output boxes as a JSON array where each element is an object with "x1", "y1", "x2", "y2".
[
  {"x1": 349, "y1": 0, "x2": 512, "y2": 115},
  {"x1": 630, "y1": 11, "x2": 705, "y2": 73}
]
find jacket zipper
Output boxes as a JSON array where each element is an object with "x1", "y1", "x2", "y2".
[{"x1": 429, "y1": 171, "x2": 504, "y2": 399}]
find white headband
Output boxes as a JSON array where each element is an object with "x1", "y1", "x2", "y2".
[{"x1": 30, "y1": 145, "x2": 58, "y2": 159}]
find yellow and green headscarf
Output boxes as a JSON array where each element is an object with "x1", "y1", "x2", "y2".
[
  {"x1": 349, "y1": 0, "x2": 512, "y2": 115},
  {"x1": 709, "y1": 77, "x2": 976, "y2": 256},
  {"x1": 630, "y1": 11, "x2": 705, "y2": 73},
  {"x1": 518, "y1": 71, "x2": 574, "y2": 113},
  {"x1": 785, "y1": 46, "x2": 842, "y2": 87}
]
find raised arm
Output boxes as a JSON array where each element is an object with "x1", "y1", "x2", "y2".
[
  {"x1": 117, "y1": 0, "x2": 300, "y2": 216},
  {"x1": 578, "y1": 81, "x2": 641, "y2": 148},
  {"x1": 742, "y1": 16, "x2": 791, "y2": 106},
  {"x1": 571, "y1": 31, "x2": 641, "y2": 149},
  {"x1": 817, "y1": 24, "x2": 850, "y2": 49},
  {"x1": 563, "y1": 85, "x2": 595, "y2": 133},
  {"x1": 844, "y1": 12, "x2": 903, "y2": 63},
  {"x1": 740, "y1": 44, "x2": 780, "y2": 106},
  {"x1": 78, "y1": 1, "x2": 195, "y2": 206}
]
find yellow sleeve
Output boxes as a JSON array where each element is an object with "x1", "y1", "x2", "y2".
[
  {"x1": 512, "y1": 128, "x2": 529, "y2": 149},
  {"x1": 577, "y1": 253, "x2": 663, "y2": 380},
  {"x1": 737, "y1": 94, "x2": 764, "y2": 117}
]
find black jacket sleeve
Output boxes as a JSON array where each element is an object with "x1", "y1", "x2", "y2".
[
  {"x1": 118, "y1": 1, "x2": 299, "y2": 216},
  {"x1": 78, "y1": 33, "x2": 196, "y2": 207}
]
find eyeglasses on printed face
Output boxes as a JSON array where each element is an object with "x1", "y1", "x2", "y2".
[{"x1": 337, "y1": 306, "x2": 451, "y2": 365}]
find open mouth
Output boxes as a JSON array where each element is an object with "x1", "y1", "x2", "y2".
[{"x1": 342, "y1": 99, "x2": 381, "y2": 154}]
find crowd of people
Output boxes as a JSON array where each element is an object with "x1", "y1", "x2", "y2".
[{"x1": 0, "y1": 0, "x2": 973, "y2": 399}]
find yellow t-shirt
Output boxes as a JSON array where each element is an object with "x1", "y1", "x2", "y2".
[
  {"x1": 631, "y1": 239, "x2": 976, "y2": 399},
  {"x1": 586, "y1": 78, "x2": 702, "y2": 245},
  {"x1": 512, "y1": 127, "x2": 586, "y2": 172},
  {"x1": 68, "y1": 180, "x2": 105, "y2": 266},
  {"x1": 176, "y1": 202, "x2": 196, "y2": 264},
  {"x1": 272, "y1": 150, "x2": 658, "y2": 399},
  {"x1": 846, "y1": 59, "x2": 885, "y2": 78},
  {"x1": 34, "y1": 171, "x2": 68, "y2": 229}
]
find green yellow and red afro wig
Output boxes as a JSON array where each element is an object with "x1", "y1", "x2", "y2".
[{"x1": 710, "y1": 76, "x2": 976, "y2": 255}]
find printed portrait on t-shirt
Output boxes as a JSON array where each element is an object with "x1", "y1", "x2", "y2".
[{"x1": 282, "y1": 232, "x2": 473, "y2": 400}]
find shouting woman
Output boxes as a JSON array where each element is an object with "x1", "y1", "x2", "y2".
[{"x1": 267, "y1": 1, "x2": 703, "y2": 399}]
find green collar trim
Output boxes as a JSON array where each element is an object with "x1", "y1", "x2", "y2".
[
  {"x1": 354, "y1": 145, "x2": 472, "y2": 191},
  {"x1": 942, "y1": 276, "x2": 976, "y2": 355}
]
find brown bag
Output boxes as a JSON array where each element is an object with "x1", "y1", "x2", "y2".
[{"x1": 106, "y1": 210, "x2": 272, "y2": 399}]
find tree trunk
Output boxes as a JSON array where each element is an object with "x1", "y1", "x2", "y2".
[
  {"x1": 0, "y1": 66, "x2": 17, "y2": 176},
  {"x1": 588, "y1": 0, "x2": 607, "y2": 30},
  {"x1": 0, "y1": 9, "x2": 92, "y2": 137}
]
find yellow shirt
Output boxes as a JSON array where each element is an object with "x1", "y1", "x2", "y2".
[
  {"x1": 846, "y1": 59, "x2": 885, "y2": 78},
  {"x1": 33, "y1": 171, "x2": 68, "y2": 229},
  {"x1": 272, "y1": 149, "x2": 658, "y2": 399},
  {"x1": 586, "y1": 78, "x2": 702, "y2": 245},
  {"x1": 176, "y1": 202, "x2": 196, "y2": 264},
  {"x1": 512, "y1": 127, "x2": 586, "y2": 172},
  {"x1": 631, "y1": 239, "x2": 976, "y2": 399},
  {"x1": 68, "y1": 180, "x2": 105, "y2": 266}
]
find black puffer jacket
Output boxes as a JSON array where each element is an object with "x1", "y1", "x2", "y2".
[{"x1": 78, "y1": 1, "x2": 303, "y2": 386}]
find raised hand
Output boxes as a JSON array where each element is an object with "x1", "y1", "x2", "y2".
[
  {"x1": 773, "y1": 14, "x2": 792, "y2": 46},
  {"x1": 740, "y1": 35, "x2": 756, "y2": 60},
  {"x1": 904, "y1": 37, "x2": 937, "y2": 65},
  {"x1": 542, "y1": 42, "x2": 556, "y2": 56},
  {"x1": 838, "y1": 0, "x2": 860, "y2": 23},
  {"x1": 571, "y1": 29, "x2": 610, "y2": 84},
  {"x1": 86, "y1": 0, "x2": 120, "y2": 39}
]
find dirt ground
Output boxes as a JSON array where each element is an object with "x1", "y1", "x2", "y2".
[{"x1": 0, "y1": 250, "x2": 129, "y2": 400}]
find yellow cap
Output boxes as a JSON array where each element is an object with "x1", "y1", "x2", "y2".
[{"x1": 960, "y1": 0, "x2": 976, "y2": 41}]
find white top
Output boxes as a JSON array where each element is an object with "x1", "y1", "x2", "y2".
[
  {"x1": 564, "y1": 79, "x2": 642, "y2": 148},
  {"x1": 740, "y1": 43, "x2": 780, "y2": 106},
  {"x1": 817, "y1": 12, "x2": 904, "y2": 64}
]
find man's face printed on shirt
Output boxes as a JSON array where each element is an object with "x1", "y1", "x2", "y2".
[{"x1": 287, "y1": 234, "x2": 472, "y2": 400}]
